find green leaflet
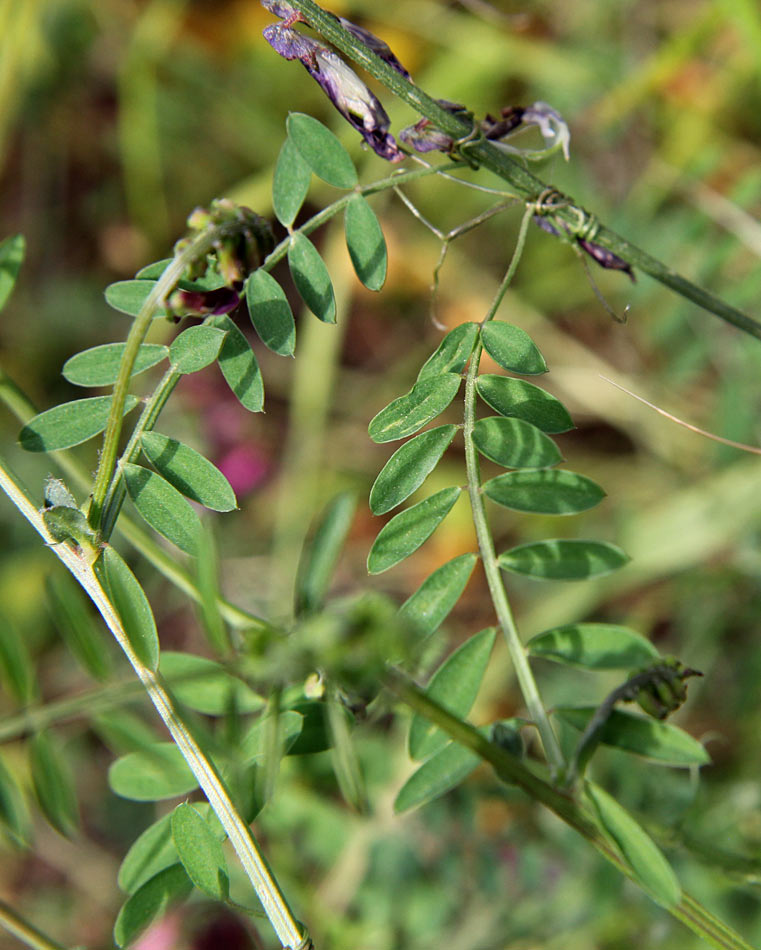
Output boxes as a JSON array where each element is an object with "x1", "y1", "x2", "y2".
[
  {"x1": 287, "y1": 112, "x2": 358, "y2": 188},
  {"x1": 46, "y1": 572, "x2": 112, "y2": 681},
  {"x1": 472, "y1": 417, "x2": 562, "y2": 469},
  {"x1": 370, "y1": 425, "x2": 457, "y2": 514},
  {"x1": 95, "y1": 546, "x2": 159, "y2": 671},
  {"x1": 29, "y1": 731, "x2": 79, "y2": 837},
  {"x1": 368, "y1": 374, "x2": 461, "y2": 443},
  {"x1": 409, "y1": 627, "x2": 496, "y2": 760},
  {"x1": 246, "y1": 269, "x2": 296, "y2": 356},
  {"x1": 417, "y1": 323, "x2": 479, "y2": 381},
  {"x1": 113, "y1": 864, "x2": 193, "y2": 948},
  {"x1": 62, "y1": 343, "x2": 168, "y2": 387},
  {"x1": 135, "y1": 260, "x2": 228, "y2": 291},
  {"x1": 368, "y1": 487, "x2": 462, "y2": 574},
  {"x1": 345, "y1": 193, "x2": 387, "y2": 291},
  {"x1": 209, "y1": 314, "x2": 264, "y2": 412},
  {"x1": 108, "y1": 742, "x2": 198, "y2": 801},
  {"x1": 105, "y1": 280, "x2": 167, "y2": 319},
  {"x1": 477, "y1": 375, "x2": 574, "y2": 433},
  {"x1": 123, "y1": 463, "x2": 201, "y2": 556},
  {"x1": 160, "y1": 651, "x2": 264, "y2": 715},
  {"x1": 295, "y1": 492, "x2": 357, "y2": 615},
  {"x1": 239, "y1": 710, "x2": 304, "y2": 763},
  {"x1": 399, "y1": 553, "x2": 478, "y2": 637},
  {"x1": 272, "y1": 135, "x2": 312, "y2": 226},
  {"x1": 327, "y1": 691, "x2": 367, "y2": 812},
  {"x1": 0, "y1": 233, "x2": 25, "y2": 312},
  {"x1": 0, "y1": 752, "x2": 30, "y2": 844},
  {"x1": 527, "y1": 623, "x2": 659, "y2": 670},
  {"x1": 288, "y1": 232, "x2": 337, "y2": 323},
  {"x1": 0, "y1": 612, "x2": 36, "y2": 703},
  {"x1": 585, "y1": 781, "x2": 681, "y2": 908},
  {"x1": 556, "y1": 706, "x2": 710, "y2": 766},
  {"x1": 287, "y1": 700, "x2": 354, "y2": 755},
  {"x1": 118, "y1": 812, "x2": 178, "y2": 894},
  {"x1": 171, "y1": 802, "x2": 229, "y2": 900},
  {"x1": 169, "y1": 326, "x2": 226, "y2": 374},
  {"x1": 395, "y1": 741, "x2": 480, "y2": 813},
  {"x1": 480, "y1": 321, "x2": 547, "y2": 375},
  {"x1": 499, "y1": 539, "x2": 630, "y2": 580},
  {"x1": 140, "y1": 432, "x2": 237, "y2": 512},
  {"x1": 483, "y1": 469, "x2": 605, "y2": 514},
  {"x1": 19, "y1": 394, "x2": 140, "y2": 452}
]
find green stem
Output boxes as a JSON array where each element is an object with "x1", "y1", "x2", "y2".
[
  {"x1": 0, "y1": 457, "x2": 310, "y2": 950},
  {"x1": 284, "y1": 0, "x2": 761, "y2": 341},
  {"x1": 462, "y1": 208, "x2": 564, "y2": 774},
  {"x1": 0, "y1": 898, "x2": 70, "y2": 950},
  {"x1": 99, "y1": 364, "x2": 181, "y2": 541},
  {"x1": 89, "y1": 227, "x2": 224, "y2": 532},
  {"x1": 0, "y1": 369, "x2": 276, "y2": 633},
  {"x1": 386, "y1": 670, "x2": 754, "y2": 950}
]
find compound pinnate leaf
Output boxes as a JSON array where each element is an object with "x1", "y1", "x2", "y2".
[
  {"x1": 370, "y1": 425, "x2": 457, "y2": 515},
  {"x1": 160, "y1": 651, "x2": 264, "y2": 715},
  {"x1": 63, "y1": 343, "x2": 168, "y2": 387},
  {"x1": 409, "y1": 627, "x2": 496, "y2": 760},
  {"x1": 288, "y1": 232, "x2": 336, "y2": 323},
  {"x1": 399, "y1": 553, "x2": 478, "y2": 637},
  {"x1": 480, "y1": 321, "x2": 547, "y2": 375},
  {"x1": 19, "y1": 395, "x2": 140, "y2": 452},
  {"x1": 114, "y1": 864, "x2": 193, "y2": 948},
  {"x1": 477, "y1": 375, "x2": 573, "y2": 433},
  {"x1": 0, "y1": 233, "x2": 24, "y2": 312},
  {"x1": 368, "y1": 487, "x2": 461, "y2": 574},
  {"x1": 295, "y1": 492, "x2": 357, "y2": 615},
  {"x1": 95, "y1": 546, "x2": 159, "y2": 671},
  {"x1": 105, "y1": 280, "x2": 167, "y2": 319},
  {"x1": 417, "y1": 323, "x2": 479, "y2": 381},
  {"x1": 368, "y1": 374, "x2": 461, "y2": 443},
  {"x1": 109, "y1": 743, "x2": 198, "y2": 801},
  {"x1": 169, "y1": 326, "x2": 226, "y2": 374},
  {"x1": 29, "y1": 731, "x2": 79, "y2": 838},
  {"x1": 287, "y1": 112, "x2": 358, "y2": 188},
  {"x1": 123, "y1": 463, "x2": 201, "y2": 556},
  {"x1": 209, "y1": 314, "x2": 264, "y2": 412},
  {"x1": 345, "y1": 193, "x2": 387, "y2": 291},
  {"x1": 394, "y1": 741, "x2": 480, "y2": 813},
  {"x1": 585, "y1": 781, "x2": 681, "y2": 907},
  {"x1": 499, "y1": 539, "x2": 630, "y2": 580},
  {"x1": 171, "y1": 803, "x2": 229, "y2": 900},
  {"x1": 527, "y1": 623, "x2": 659, "y2": 670},
  {"x1": 246, "y1": 269, "x2": 296, "y2": 356},
  {"x1": 556, "y1": 707, "x2": 710, "y2": 766},
  {"x1": 140, "y1": 432, "x2": 237, "y2": 512},
  {"x1": 472, "y1": 417, "x2": 562, "y2": 469},
  {"x1": 272, "y1": 135, "x2": 312, "y2": 226},
  {"x1": 483, "y1": 469, "x2": 605, "y2": 514}
]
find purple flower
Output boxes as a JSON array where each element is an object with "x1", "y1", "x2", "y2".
[
  {"x1": 167, "y1": 285, "x2": 243, "y2": 318},
  {"x1": 263, "y1": 23, "x2": 403, "y2": 162},
  {"x1": 576, "y1": 239, "x2": 635, "y2": 281},
  {"x1": 330, "y1": 14, "x2": 411, "y2": 79},
  {"x1": 399, "y1": 100, "x2": 469, "y2": 154}
]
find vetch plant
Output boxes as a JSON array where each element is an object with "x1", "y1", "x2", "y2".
[{"x1": 0, "y1": 2, "x2": 759, "y2": 948}]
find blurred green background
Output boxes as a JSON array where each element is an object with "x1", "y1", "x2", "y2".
[{"x1": 1, "y1": 0, "x2": 761, "y2": 947}]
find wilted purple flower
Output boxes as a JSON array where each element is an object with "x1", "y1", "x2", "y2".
[
  {"x1": 330, "y1": 14, "x2": 411, "y2": 79},
  {"x1": 576, "y1": 239, "x2": 635, "y2": 280},
  {"x1": 484, "y1": 102, "x2": 570, "y2": 161},
  {"x1": 264, "y1": 23, "x2": 403, "y2": 162},
  {"x1": 399, "y1": 100, "x2": 470, "y2": 154},
  {"x1": 167, "y1": 285, "x2": 243, "y2": 318}
]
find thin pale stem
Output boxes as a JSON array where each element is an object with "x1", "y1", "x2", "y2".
[
  {"x1": 284, "y1": 0, "x2": 761, "y2": 341},
  {"x1": 0, "y1": 456, "x2": 310, "y2": 950},
  {"x1": 0, "y1": 898, "x2": 70, "y2": 950},
  {"x1": 0, "y1": 369, "x2": 276, "y2": 633},
  {"x1": 461, "y1": 207, "x2": 563, "y2": 771}
]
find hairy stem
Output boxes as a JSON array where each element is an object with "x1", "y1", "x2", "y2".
[
  {"x1": 0, "y1": 456, "x2": 310, "y2": 950},
  {"x1": 462, "y1": 208, "x2": 563, "y2": 774},
  {"x1": 283, "y1": 0, "x2": 761, "y2": 341}
]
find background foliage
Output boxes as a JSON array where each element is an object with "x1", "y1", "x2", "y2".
[{"x1": 1, "y1": 1, "x2": 761, "y2": 948}]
